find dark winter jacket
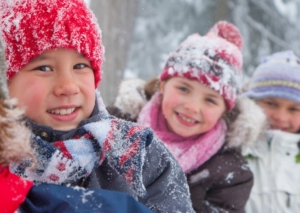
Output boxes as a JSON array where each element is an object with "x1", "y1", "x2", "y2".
[
  {"x1": 107, "y1": 78, "x2": 267, "y2": 213},
  {"x1": 21, "y1": 183, "x2": 153, "y2": 213},
  {"x1": 186, "y1": 148, "x2": 253, "y2": 213},
  {"x1": 25, "y1": 96, "x2": 194, "y2": 213},
  {"x1": 0, "y1": 166, "x2": 152, "y2": 213}
]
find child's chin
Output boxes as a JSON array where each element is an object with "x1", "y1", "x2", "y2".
[
  {"x1": 175, "y1": 130, "x2": 199, "y2": 138},
  {"x1": 270, "y1": 126, "x2": 289, "y2": 132}
]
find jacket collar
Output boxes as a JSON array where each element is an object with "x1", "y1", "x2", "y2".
[{"x1": 25, "y1": 98, "x2": 101, "y2": 142}]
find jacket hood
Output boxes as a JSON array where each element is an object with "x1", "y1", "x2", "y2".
[
  {"x1": 224, "y1": 96, "x2": 268, "y2": 148},
  {"x1": 112, "y1": 78, "x2": 268, "y2": 149},
  {"x1": 0, "y1": 40, "x2": 34, "y2": 166}
]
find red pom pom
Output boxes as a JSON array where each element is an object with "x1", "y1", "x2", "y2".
[{"x1": 208, "y1": 21, "x2": 243, "y2": 50}]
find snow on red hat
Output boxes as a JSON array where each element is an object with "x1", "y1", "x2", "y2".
[
  {"x1": 160, "y1": 21, "x2": 243, "y2": 111},
  {"x1": 0, "y1": 0, "x2": 104, "y2": 88}
]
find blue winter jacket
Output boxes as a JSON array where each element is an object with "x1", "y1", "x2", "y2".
[{"x1": 20, "y1": 183, "x2": 152, "y2": 213}]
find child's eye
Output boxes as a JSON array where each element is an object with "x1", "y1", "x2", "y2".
[
  {"x1": 74, "y1": 63, "x2": 87, "y2": 69},
  {"x1": 177, "y1": 86, "x2": 189, "y2": 93},
  {"x1": 34, "y1": 66, "x2": 51, "y2": 72},
  {"x1": 290, "y1": 107, "x2": 300, "y2": 113},
  {"x1": 206, "y1": 98, "x2": 216, "y2": 105},
  {"x1": 265, "y1": 101, "x2": 276, "y2": 107}
]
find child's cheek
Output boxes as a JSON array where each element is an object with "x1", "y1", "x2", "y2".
[
  {"x1": 292, "y1": 115, "x2": 300, "y2": 132},
  {"x1": 204, "y1": 108, "x2": 223, "y2": 125}
]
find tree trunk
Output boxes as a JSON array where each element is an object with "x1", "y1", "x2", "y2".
[
  {"x1": 89, "y1": 0, "x2": 139, "y2": 105},
  {"x1": 0, "y1": 40, "x2": 8, "y2": 99}
]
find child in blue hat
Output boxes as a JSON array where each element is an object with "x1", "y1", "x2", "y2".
[{"x1": 244, "y1": 50, "x2": 300, "y2": 213}]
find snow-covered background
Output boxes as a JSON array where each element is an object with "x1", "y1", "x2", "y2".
[{"x1": 31, "y1": 0, "x2": 300, "y2": 104}]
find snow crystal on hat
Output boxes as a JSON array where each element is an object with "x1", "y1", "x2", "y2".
[
  {"x1": 160, "y1": 21, "x2": 243, "y2": 111},
  {"x1": 0, "y1": 0, "x2": 104, "y2": 87}
]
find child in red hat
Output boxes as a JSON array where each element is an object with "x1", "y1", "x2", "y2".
[
  {"x1": 108, "y1": 21, "x2": 266, "y2": 212},
  {"x1": 0, "y1": 99, "x2": 152, "y2": 213},
  {"x1": 0, "y1": 0, "x2": 193, "y2": 212}
]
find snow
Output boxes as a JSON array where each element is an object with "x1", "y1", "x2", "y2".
[
  {"x1": 225, "y1": 172, "x2": 234, "y2": 183},
  {"x1": 127, "y1": 0, "x2": 300, "y2": 86},
  {"x1": 84, "y1": 0, "x2": 90, "y2": 6},
  {"x1": 163, "y1": 32, "x2": 241, "y2": 102},
  {"x1": 81, "y1": 190, "x2": 94, "y2": 203},
  {"x1": 189, "y1": 169, "x2": 210, "y2": 184},
  {"x1": 127, "y1": 0, "x2": 212, "y2": 80},
  {"x1": 124, "y1": 68, "x2": 138, "y2": 79},
  {"x1": 273, "y1": 0, "x2": 297, "y2": 24}
]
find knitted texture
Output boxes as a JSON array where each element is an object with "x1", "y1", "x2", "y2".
[
  {"x1": 138, "y1": 92, "x2": 227, "y2": 173},
  {"x1": 0, "y1": 0, "x2": 104, "y2": 87},
  {"x1": 245, "y1": 51, "x2": 300, "y2": 104},
  {"x1": 160, "y1": 21, "x2": 243, "y2": 111},
  {"x1": 12, "y1": 98, "x2": 153, "y2": 197}
]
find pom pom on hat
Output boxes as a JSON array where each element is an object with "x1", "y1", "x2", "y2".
[
  {"x1": 208, "y1": 21, "x2": 243, "y2": 51},
  {"x1": 0, "y1": 0, "x2": 104, "y2": 88},
  {"x1": 245, "y1": 50, "x2": 300, "y2": 104},
  {"x1": 160, "y1": 21, "x2": 243, "y2": 111}
]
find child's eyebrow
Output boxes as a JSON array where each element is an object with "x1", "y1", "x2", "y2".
[
  {"x1": 77, "y1": 54, "x2": 86, "y2": 58},
  {"x1": 30, "y1": 55, "x2": 50, "y2": 62},
  {"x1": 206, "y1": 93, "x2": 220, "y2": 99},
  {"x1": 178, "y1": 80, "x2": 192, "y2": 88}
]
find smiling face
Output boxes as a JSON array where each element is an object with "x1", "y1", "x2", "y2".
[
  {"x1": 160, "y1": 77, "x2": 226, "y2": 137},
  {"x1": 256, "y1": 97, "x2": 300, "y2": 133},
  {"x1": 8, "y1": 48, "x2": 96, "y2": 130}
]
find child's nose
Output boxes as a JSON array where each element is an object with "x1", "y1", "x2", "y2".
[
  {"x1": 184, "y1": 101, "x2": 200, "y2": 113},
  {"x1": 53, "y1": 73, "x2": 79, "y2": 96},
  {"x1": 270, "y1": 109, "x2": 288, "y2": 122}
]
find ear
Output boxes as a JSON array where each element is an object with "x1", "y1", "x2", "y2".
[{"x1": 160, "y1": 81, "x2": 165, "y2": 94}]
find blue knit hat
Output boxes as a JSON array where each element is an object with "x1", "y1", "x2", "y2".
[{"x1": 245, "y1": 50, "x2": 300, "y2": 104}]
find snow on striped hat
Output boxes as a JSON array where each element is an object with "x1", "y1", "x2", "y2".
[
  {"x1": 0, "y1": 0, "x2": 104, "y2": 88},
  {"x1": 160, "y1": 21, "x2": 243, "y2": 111},
  {"x1": 245, "y1": 51, "x2": 300, "y2": 104}
]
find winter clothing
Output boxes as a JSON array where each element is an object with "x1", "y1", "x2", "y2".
[
  {"x1": 0, "y1": 166, "x2": 33, "y2": 213},
  {"x1": 107, "y1": 78, "x2": 268, "y2": 213},
  {"x1": 0, "y1": 0, "x2": 103, "y2": 87},
  {"x1": 0, "y1": 99, "x2": 33, "y2": 166},
  {"x1": 243, "y1": 50, "x2": 300, "y2": 212},
  {"x1": 12, "y1": 94, "x2": 194, "y2": 213},
  {"x1": 0, "y1": 167, "x2": 152, "y2": 213},
  {"x1": 138, "y1": 92, "x2": 227, "y2": 174},
  {"x1": 0, "y1": 0, "x2": 193, "y2": 212},
  {"x1": 243, "y1": 130, "x2": 300, "y2": 213},
  {"x1": 160, "y1": 21, "x2": 243, "y2": 111},
  {"x1": 244, "y1": 51, "x2": 300, "y2": 104},
  {"x1": 21, "y1": 182, "x2": 153, "y2": 213},
  {"x1": 0, "y1": 100, "x2": 152, "y2": 213}
]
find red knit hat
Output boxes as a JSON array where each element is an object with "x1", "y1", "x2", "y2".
[
  {"x1": 160, "y1": 21, "x2": 243, "y2": 111},
  {"x1": 0, "y1": 0, "x2": 104, "y2": 88}
]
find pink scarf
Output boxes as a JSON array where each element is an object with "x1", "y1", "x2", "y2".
[{"x1": 138, "y1": 92, "x2": 227, "y2": 174}]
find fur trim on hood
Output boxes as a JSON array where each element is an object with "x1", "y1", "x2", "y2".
[
  {"x1": 0, "y1": 99, "x2": 34, "y2": 166},
  {"x1": 112, "y1": 78, "x2": 268, "y2": 148},
  {"x1": 113, "y1": 78, "x2": 148, "y2": 120},
  {"x1": 224, "y1": 96, "x2": 268, "y2": 148},
  {"x1": 0, "y1": 39, "x2": 34, "y2": 167}
]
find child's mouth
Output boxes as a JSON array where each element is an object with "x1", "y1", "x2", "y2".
[
  {"x1": 48, "y1": 107, "x2": 76, "y2": 115},
  {"x1": 176, "y1": 112, "x2": 199, "y2": 126},
  {"x1": 47, "y1": 107, "x2": 79, "y2": 122}
]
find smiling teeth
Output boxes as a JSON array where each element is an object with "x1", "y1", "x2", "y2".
[
  {"x1": 49, "y1": 108, "x2": 75, "y2": 115},
  {"x1": 178, "y1": 113, "x2": 197, "y2": 123}
]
